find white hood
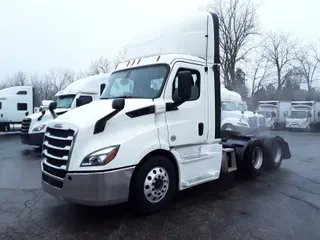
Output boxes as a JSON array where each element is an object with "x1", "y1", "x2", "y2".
[{"x1": 53, "y1": 99, "x2": 154, "y2": 127}]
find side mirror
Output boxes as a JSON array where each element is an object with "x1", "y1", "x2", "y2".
[
  {"x1": 308, "y1": 112, "x2": 312, "y2": 118},
  {"x1": 284, "y1": 111, "x2": 287, "y2": 117},
  {"x1": 76, "y1": 98, "x2": 82, "y2": 107},
  {"x1": 112, "y1": 98, "x2": 125, "y2": 110},
  {"x1": 177, "y1": 71, "x2": 192, "y2": 102},
  {"x1": 25, "y1": 111, "x2": 29, "y2": 116},
  {"x1": 271, "y1": 111, "x2": 276, "y2": 118},
  {"x1": 241, "y1": 110, "x2": 244, "y2": 114},
  {"x1": 48, "y1": 101, "x2": 57, "y2": 119},
  {"x1": 318, "y1": 112, "x2": 320, "y2": 118}
]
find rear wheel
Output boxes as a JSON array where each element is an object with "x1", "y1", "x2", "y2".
[
  {"x1": 128, "y1": 155, "x2": 177, "y2": 215},
  {"x1": 263, "y1": 136, "x2": 283, "y2": 170},
  {"x1": 242, "y1": 140, "x2": 264, "y2": 177}
]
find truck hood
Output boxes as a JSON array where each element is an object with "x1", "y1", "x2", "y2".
[
  {"x1": 53, "y1": 99, "x2": 154, "y2": 127},
  {"x1": 28, "y1": 108, "x2": 68, "y2": 121}
]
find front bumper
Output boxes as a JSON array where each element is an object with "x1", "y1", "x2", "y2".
[
  {"x1": 20, "y1": 132, "x2": 45, "y2": 146},
  {"x1": 41, "y1": 162, "x2": 135, "y2": 206}
]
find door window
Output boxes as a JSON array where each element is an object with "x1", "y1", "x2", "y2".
[
  {"x1": 17, "y1": 103, "x2": 27, "y2": 111},
  {"x1": 79, "y1": 95, "x2": 93, "y2": 105}
]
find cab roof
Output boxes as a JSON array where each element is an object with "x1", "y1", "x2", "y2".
[{"x1": 55, "y1": 73, "x2": 110, "y2": 97}]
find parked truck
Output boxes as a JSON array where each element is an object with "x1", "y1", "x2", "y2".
[
  {"x1": 257, "y1": 101, "x2": 291, "y2": 130},
  {"x1": 221, "y1": 88, "x2": 266, "y2": 133},
  {"x1": 286, "y1": 101, "x2": 320, "y2": 131},
  {"x1": 0, "y1": 86, "x2": 35, "y2": 132},
  {"x1": 20, "y1": 73, "x2": 110, "y2": 147},
  {"x1": 221, "y1": 87, "x2": 258, "y2": 133},
  {"x1": 40, "y1": 11, "x2": 291, "y2": 215}
]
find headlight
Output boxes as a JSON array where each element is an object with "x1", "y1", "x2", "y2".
[
  {"x1": 32, "y1": 124, "x2": 46, "y2": 132},
  {"x1": 80, "y1": 145, "x2": 120, "y2": 167}
]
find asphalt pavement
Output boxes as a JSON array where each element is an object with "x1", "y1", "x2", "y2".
[{"x1": 0, "y1": 131, "x2": 320, "y2": 240}]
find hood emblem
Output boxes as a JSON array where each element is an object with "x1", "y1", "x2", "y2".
[{"x1": 53, "y1": 123, "x2": 63, "y2": 129}]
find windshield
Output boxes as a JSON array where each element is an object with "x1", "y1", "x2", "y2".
[
  {"x1": 289, "y1": 111, "x2": 307, "y2": 119},
  {"x1": 100, "y1": 65, "x2": 169, "y2": 99},
  {"x1": 258, "y1": 111, "x2": 272, "y2": 118},
  {"x1": 221, "y1": 101, "x2": 237, "y2": 111},
  {"x1": 237, "y1": 103, "x2": 247, "y2": 111},
  {"x1": 56, "y1": 95, "x2": 75, "y2": 108}
]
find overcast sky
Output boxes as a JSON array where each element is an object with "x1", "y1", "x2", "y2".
[{"x1": 0, "y1": 0, "x2": 319, "y2": 82}]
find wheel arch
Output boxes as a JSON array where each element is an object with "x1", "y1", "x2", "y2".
[{"x1": 128, "y1": 149, "x2": 180, "y2": 199}]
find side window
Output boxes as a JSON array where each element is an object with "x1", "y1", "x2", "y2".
[
  {"x1": 110, "y1": 78, "x2": 134, "y2": 96},
  {"x1": 172, "y1": 68, "x2": 200, "y2": 102},
  {"x1": 17, "y1": 103, "x2": 27, "y2": 111},
  {"x1": 0, "y1": 102, "x2": 2, "y2": 110},
  {"x1": 17, "y1": 91, "x2": 27, "y2": 95},
  {"x1": 79, "y1": 96, "x2": 93, "y2": 105}
]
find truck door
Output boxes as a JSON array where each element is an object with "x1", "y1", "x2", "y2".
[{"x1": 164, "y1": 62, "x2": 208, "y2": 146}]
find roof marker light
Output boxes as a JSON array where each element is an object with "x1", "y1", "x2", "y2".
[
  {"x1": 137, "y1": 59, "x2": 141, "y2": 65},
  {"x1": 156, "y1": 56, "x2": 161, "y2": 62},
  {"x1": 115, "y1": 64, "x2": 118, "y2": 70},
  {"x1": 126, "y1": 61, "x2": 131, "y2": 67},
  {"x1": 131, "y1": 59, "x2": 136, "y2": 65}
]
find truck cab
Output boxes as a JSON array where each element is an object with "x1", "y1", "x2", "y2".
[
  {"x1": 221, "y1": 87, "x2": 259, "y2": 133},
  {"x1": 0, "y1": 86, "x2": 34, "y2": 132},
  {"x1": 20, "y1": 73, "x2": 110, "y2": 146},
  {"x1": 257, "y1": 101, "x2": 290, "y2": 130},
  {"x1": 286, "y1": 101, "x2": 320, "y2": 131},
  {"x1": 40, "y1": 11, "x2": 291, "y2": 215}
]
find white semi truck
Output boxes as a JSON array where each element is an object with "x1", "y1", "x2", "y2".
[
  {"x1": 0, "y1": 86, "x2": 35, "y2": 132},
  {"x1": 221, "y1": 88, "x2": 266, "y2": 133},
  {"x1": 221, "y1": 87, "x2": 258, "y2": 133},
  {"x1": 257, "y1": 101, "x2": 291, "y2": 130},
  {"x1": 40, "y1": 11, "x2": 291, "y2": 215},
  {"x1": 286, "y1": 101, "x2": 320, "y2": 131},
  {"x1": 20, "y1": 73, "x2": 110, "y2": 146}
]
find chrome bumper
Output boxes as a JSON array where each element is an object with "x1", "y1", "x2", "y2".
[{"x1": 41, "y1": 162, "x2": 135, "y2": 206}]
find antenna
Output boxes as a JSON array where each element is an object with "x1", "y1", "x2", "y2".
[{"x1": 204, "y1": 15, "x2": 209, "y2": 72}]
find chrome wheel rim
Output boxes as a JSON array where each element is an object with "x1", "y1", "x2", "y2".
[
  {"x1": 252, "y1": 147, "x2": 263, "y2": 170},
  {"x1": 273, "y1": 143, "x2": 282, "y2": 163},
  {"x1": 144, "y1": 167, "x2": 169, "y2": 203}
]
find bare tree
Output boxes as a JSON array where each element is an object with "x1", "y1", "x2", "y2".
[
  {"x1": 88, "y1": 56, "x2": 111, "y2": 75},
  {"x1": 203, "y1": 0, "x2": 261, "y2": 89},
  {"x1": 295, "y1": 44, "x2": 320, "y2": 95},
  {"x1": 113, "y1": 45, "x2": 128, "y2": 66},
  {"x1": 248, "y1": 55, "x2": 271, "y2": 96},
  {"x1": 262, "y1": 31, "x2": 297, "y2": 93},
  {"x1": 6, "y1": 71, "x2": 29, "y2": 86}
]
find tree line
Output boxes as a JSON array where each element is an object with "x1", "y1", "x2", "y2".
[
  {"x1": 1, "y1": 0, "x2": 320, "y2": 110},
  {"x1": 202, "y1": 0, "x2": 320, "y2": 110}
]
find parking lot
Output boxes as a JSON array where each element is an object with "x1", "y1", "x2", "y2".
[{"x1": 0, "y1": 131, "x2": 320, "y2": 240}]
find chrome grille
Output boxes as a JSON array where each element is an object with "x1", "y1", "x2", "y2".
[
  {"x1": 21, "y1": 118, "x2": 31, "y2": 133},
  {"x1": 248, "y1": 116, "x2": 258, "y2": 129},
  {"x1": 42, "y1": 125, "x2": 76, "y2": 172}
]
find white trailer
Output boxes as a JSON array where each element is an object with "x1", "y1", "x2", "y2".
[
  {"x1": 286, "y1": 101, "x2": 320, "y2": 131},
  {"x1": 0, "y1": 86, "x2": 34, "y2": 132},
  {"x1": 220, "y1": 87, "x2": 260, "y2": 133},
  {"x1": 40, "y1": 11, "x2": 291, "y2": 215},
  {"x1": 20, "y1": 73, "x2": 110, "y2": 146},
  {"x1": 257, "y1": 101, "x2": 291, "y2": 130}
]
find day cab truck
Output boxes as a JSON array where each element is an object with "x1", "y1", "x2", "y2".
[
  {"x1": 0, "y1": 86, "x2": 35, "y2": 132},
  {"x1": 221, "y1": 87, "x2": 266, "y2": 133},
  {"x1": 257, "y1": 101, "x2": 291, "y2": 130},
  {"x1": 286, "y1": 101, "x2": 320, "y2": 132},
  {"x1": 20, "y1": 73, "x2": 110, "y2": 147},
  {"x1": 41, "y1": 11, "x2": 291, "y2": 215}
]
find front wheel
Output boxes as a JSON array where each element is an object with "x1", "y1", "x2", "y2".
[
  {"x1": 128, "y1": 155, "x2": 177, "y2": 215},
  {"x1": 222, "y1": 124, "x2": 235, "y2": 131}
]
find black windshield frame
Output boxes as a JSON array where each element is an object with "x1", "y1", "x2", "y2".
[{"x1": 100, "y1": 63, "x2": 170, "y2": 100}]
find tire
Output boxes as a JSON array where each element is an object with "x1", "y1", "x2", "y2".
[
  {"x1": 242, "y1": 139, "x2": 264, "y2": 177},
  {"x1": 222, "y1": 124, "x2": 235, "y2": 131},
  {"x1": 128, "y1": 155, "x2": 177, "y2": 215},
  {"x1": 262, "y1": 136, "x2": 283, "y2": 170}
]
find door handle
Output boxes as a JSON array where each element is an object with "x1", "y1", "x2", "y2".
[{"x1": 198, "y1": 123, "x2": 204, "y2": 136}]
